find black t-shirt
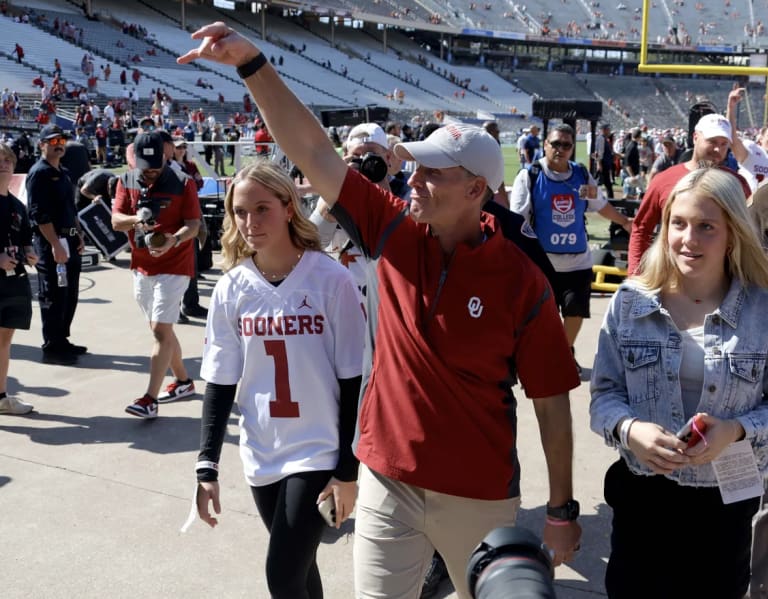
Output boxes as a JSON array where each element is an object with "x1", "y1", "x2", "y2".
[
  {"x1": 624, "y1": 140, "x2": 640, "y2": 174},
  {"x1": 0, "y1": 192, "x2": 33, "y2": 277},
  {"x1": 107, "y1": 128, "x2": 125, "y2": 146},
  {"x1": 599, "y1": 134, "x2": 614, "y2": 166},
  {"x1": 76, "y1": 168, "x2": 114, "y2": 210},
  {"x1": 26, "y1": 158, "x2": 77, "y2": 237}
]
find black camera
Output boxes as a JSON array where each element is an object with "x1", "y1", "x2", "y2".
[
  {"x1": 135, "y1": 190, "x2": 165, "y2": 249},
  {"x1": 4, "y1": 245, "x2": 22, "y2": 276},
  {"x1": 467, "y1": 527, "x2": 556, "y2": 599},
  {"x1": 349, "y1": 152, "x2": 388, "y2": 184}
]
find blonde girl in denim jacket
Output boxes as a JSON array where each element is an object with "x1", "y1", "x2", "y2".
[{"x1": 590, "y1": 167, "x2": 768, "y2": 599}]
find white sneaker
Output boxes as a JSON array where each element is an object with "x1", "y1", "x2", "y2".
[
  {"x1": 0, "y1": 396, "x2": 34, "y2": 415},
  {"x1": 157, "y1": 380, "x2": 196, "y2": 404}
]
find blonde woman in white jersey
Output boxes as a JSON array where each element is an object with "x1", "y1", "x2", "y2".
[{"x1": 194, "y1": 160, "x2": 365, "y2": 598}]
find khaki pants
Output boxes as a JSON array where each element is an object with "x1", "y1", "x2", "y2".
[{"x1": 353, "y1": 465, "x2": 521, "y2": 599}]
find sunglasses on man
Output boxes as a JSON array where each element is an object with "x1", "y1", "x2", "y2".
[
  {"x1": 46, "y1": 137, "x2": 67, "y2": 146},
  {"x1": 547, "y1": 140, "x2": 574, "y2": 151}
]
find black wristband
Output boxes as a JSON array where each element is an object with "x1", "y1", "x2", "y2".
[{"x1": 236, "y1": 53, "x2": 268, "y2": 79}]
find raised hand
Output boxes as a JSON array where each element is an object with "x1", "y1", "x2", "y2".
[{"x1": 177, "y1": 22, "x2": 260, "y2": 68}]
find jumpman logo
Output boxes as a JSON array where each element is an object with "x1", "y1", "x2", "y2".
[{"x1": 297, "y1": 295, "x2": 312, "y2": 310}]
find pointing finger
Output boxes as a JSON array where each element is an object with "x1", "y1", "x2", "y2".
[{"x1": 189, "y1": 21, "x2": 229, "y2": 39}]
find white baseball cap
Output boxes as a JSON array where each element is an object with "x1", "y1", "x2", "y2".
[
  {"x1": 695, "y1": 113, "x2": 732, "y2": 142},
  {"x1": 347, "y1": 122, "x2": 388, "y2": 150},
  {"x1": 394, "y1": 123, "x2": 504, "y2": 192}
]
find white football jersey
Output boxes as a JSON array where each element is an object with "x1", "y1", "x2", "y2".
[
  {"x1": 741, "y1": 139, "x2": 768, "y2": 185},
  {"x1": 201, "y1": 251, "x2": 365, "y2": 487}
]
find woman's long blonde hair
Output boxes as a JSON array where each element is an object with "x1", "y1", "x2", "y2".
[
  {"x1": 636, "y1": 167, "x2": 768, "y2": 290},
  {"x1": 219, "y1": 159, "x2": 322, "y2": 272}
]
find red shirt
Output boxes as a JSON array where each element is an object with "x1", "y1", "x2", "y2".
[
  {"x1": 113, "y1": 166, "x2": 201, "y2": 277},
  {"x1": 628, "y1": 163, "x2": 688, "y2": 274},
  {"x1": 336, "y1": 170, "x2": 579, "y2": 499},
  {"x1": 254, "y1": 128, "x2": 273, "y2": 154}
]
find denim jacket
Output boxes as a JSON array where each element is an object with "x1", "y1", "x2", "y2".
[{"x1": 590, "y1": 278, "x2": 768, "y2": 486}]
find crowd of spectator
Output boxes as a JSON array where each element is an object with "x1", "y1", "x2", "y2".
[{"x1": 120, "y1": 21, "x2": 148, "y2": 40}]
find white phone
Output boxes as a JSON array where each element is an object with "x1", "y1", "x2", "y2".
[{"x1": 317, "y1": 495, "x2": 336, "y2": 527}]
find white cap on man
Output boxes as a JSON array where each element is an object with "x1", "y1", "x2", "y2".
[
  {"x1": 393, "y1": 123, "x2": 504, "y2": 192},
  {"x1": 695, "y1": 114, "x2": 732, "y2": 143},
  {"x1": 347, "y1": 123, "x2": 388, "y2": 151}
]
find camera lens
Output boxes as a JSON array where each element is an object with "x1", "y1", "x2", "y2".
[
  {"x1": 360, "y1": 152, "x2": 388, "y2": 183},
  {"x1": 467, "y1": 527, "x2": 556, "y2": 599},
  {"x1": 349, "y1": 153, "x2": 388, "y2": 184}
]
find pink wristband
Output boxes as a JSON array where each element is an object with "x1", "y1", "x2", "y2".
[{"x1": 545, "y1": 516, "x2": 572, "y2": 527}]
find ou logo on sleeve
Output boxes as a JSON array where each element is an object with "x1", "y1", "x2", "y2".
[{"x1": 467, "y1": 296, "x2": 484, "y2": 318}]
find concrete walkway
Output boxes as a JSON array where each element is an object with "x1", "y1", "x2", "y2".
[{"x1": 1, "y1": 254, "x2": 619, "y2": 599}]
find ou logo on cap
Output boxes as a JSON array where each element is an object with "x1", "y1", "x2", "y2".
[{"x1": 467, "y1": 296, "x2": 484, "y2": 318}]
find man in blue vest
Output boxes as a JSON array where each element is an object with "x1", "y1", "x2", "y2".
[{"x1": 510, "y1": 123, "x2": 631, "y2": 371}]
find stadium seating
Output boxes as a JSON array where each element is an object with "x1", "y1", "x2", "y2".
[{"x1": 2, "y1": 0, "x2": 765, "y2": 140}]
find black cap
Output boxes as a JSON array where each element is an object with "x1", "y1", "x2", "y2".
[
  {"x1": 134, "y1": 132, "x2": 165, "y2": 170},
  {"x1": 39, "y1": 124, "x2": 67, "y2": 140},
  {"x1": 139, "y1": 116, "x2": 154, "y2": 127},
  {"x1": 156, "y1": 129, "x2": 173, "y2": 144},
  {"x1": 662, "y1": 135, "x2": 676, "y2": 145}
]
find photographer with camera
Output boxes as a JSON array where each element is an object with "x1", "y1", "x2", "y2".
[
  {"x1": 310, "y1": 122, "x2": 404, "y2": 294},
  {"x1": 112, "y1": 132, "x2": 202, "y2": 418}
]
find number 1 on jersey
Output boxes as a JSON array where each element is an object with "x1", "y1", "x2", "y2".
[{"x1": 264, "y1": 340, "x2": 300, "y2": 418}]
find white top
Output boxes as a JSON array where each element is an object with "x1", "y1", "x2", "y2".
[
  {"x1": 201, "y1": 251, "x2": 365, "y2": 486},
  {"x1": 509, "y1": 157, "x2": 607, "y2": 272},
  {"x1": 679, "y1": 324, "x2": 705, "y2": 419},
  {"x1": 310, "y1": 211, "x2": 372, "y2": 294},
  {"x1": 740, "y1": 139, "x2": 768, "y2": 188}
]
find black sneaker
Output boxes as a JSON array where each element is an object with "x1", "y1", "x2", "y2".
[
  {"x1": 64, "y1": 341, "x2": 88, "y2": 355},
  {"x1": 42, "y1": 348, "x2": 78, "y2": 366},
  {"x1": 177, "y1": 311, "x2": 190, "y2": 325},
  {"x1": 421, "y1": 552, "x2": 449, "y2": 599},
  {"x1": 181, "y1": 304, "x2": 208, "y2": 318}
]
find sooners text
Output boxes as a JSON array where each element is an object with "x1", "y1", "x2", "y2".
[{"x1": 238, "y1": 314, "x2": 325, "y2": 337}]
